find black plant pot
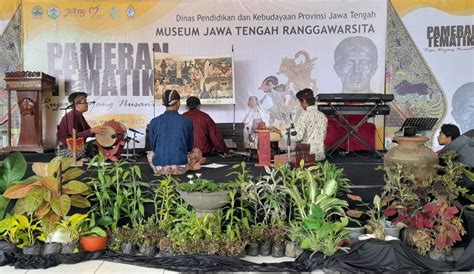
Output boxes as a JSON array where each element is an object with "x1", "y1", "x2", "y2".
[
  {"x1": 259, "y1": 241, "x2": 272, "y2": 256},
  {"x1": 121, "y1": 243, "x2": 137, "y2": 255},
  {"x1": 139, "y1": 244, "x2": 157, "y2": 257},
  {"x1": 245, "y1": 242, "x2": 259, "y2": 256},
  {"x1": 159, "y1": 248, "x2": 173, "y2": 257},
  {"x1": 237, "y1": 248, "x2": 246, "y2": 258},
  {"x1": 295, "y1": 243, "x2": 304, "y2": 257},
  {"x1": 23, "y1": 243, "x2": 42, "y2": 256},
  {"x1": 43, "y1": 243, "x2": 62, "y2": 255},
  {"x1": 61, "y1": 243, "x2": 78, "y2": 254},
  {"x1": 463, "y1": 206, "x2": 474, "y2": 240},
  {"x1": 272, "y1": 242, "x2": 285, "y2": 257}
]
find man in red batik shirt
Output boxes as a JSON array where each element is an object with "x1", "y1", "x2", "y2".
[{"x1": 183, "y1": 96, "x2": 230, "y2": 156}]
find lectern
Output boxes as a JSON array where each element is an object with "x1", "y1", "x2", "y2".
[{"x1": 4, "y1": 71, "x2": 56, "y2": 153}]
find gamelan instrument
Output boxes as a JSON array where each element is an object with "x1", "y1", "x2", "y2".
[{"x1": 94, "y1": 120, "x2": 126, "y2": 161}]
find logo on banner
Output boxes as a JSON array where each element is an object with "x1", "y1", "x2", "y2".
[
  {"x1": 32, "y1": 6, "x2": 43, "y2": 18},
  {"x1": 63, "y1": 7, "x2": 86, "y2": 18},
  {"x1": 47, "y1": 6, "x2": 60, "y2": 19},
  {"x1": 89, "y1": 5, "x2": 101, "y2": 17},
  {"x1": 110, "y1": 7, "x2": 119, "y2": 20},
  {"x1": 127, "y1": 5, "x2": 135, "y2": 18}
]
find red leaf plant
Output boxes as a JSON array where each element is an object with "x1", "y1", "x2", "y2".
[{"x1": 405, "y1": 196, "x2": 466, "y2": 255}]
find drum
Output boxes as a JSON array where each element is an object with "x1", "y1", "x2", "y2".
[
  {"x1": 96, "y1": 120, "x2": 127, "y2": 148},
  {"x1": 94, "y1": 120, "x2": 127, "y2": 161}
]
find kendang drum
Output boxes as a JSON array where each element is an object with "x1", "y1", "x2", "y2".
[{"x1": 94, "y1": 120, "x2": 127, "y2": 161}]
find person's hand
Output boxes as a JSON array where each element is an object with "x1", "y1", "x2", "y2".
[{"x1": 91, "y1": 126, "x2": 109, "y2": 135}]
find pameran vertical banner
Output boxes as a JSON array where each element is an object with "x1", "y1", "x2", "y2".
[
  {"x1": 389, "y1": 0, "x2": 474, "y2": 149},
  {"x1": 22, "y1": 0, "x2": 387, "y2": 147}
]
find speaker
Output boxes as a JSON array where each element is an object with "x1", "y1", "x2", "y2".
[{"x1": 403, "y1": 126, "x2": 416, "y2": 137}]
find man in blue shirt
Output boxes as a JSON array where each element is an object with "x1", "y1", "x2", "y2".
[{"x1": 147, "y1": 89, "x2": 201, "y2": 174}]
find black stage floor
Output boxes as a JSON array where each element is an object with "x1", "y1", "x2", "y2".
[{"x1": 0, "y1": 150, "x2": 385, "y2": 202}]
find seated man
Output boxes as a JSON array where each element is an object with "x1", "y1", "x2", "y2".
[
  {"x1": 147, "y1": 90, "x2": 201, "y2": 175},
  {"x1": 294, "y1": 88, "x2": 328, "y2": 161},
  {"x1": 56, "y1": 92, "x2": 107, "y2": 158},
  {"x1": 438, "y1": 124, "x2": 474, "y2": 190},
  {"x1": 183, "y1": 96, "x2": 230, "y2": 156}
]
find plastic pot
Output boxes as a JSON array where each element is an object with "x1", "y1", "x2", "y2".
[
  {"x1": 61, "y1": 243, "x2": 78, "y2": 254},
  {"x1": 259, "y1": 241, "x2": 272, "y2": 256},
  {"x1": 121, "y1": 243, "x2": 137, "y2": 255},
  {"x1": 43, "y1": 242, "x2": 62, "y2": 255},
  {"x1": 344, "y1": 227, "x2": 366, "y2": 242},
  {"x1": 285, "y1": 241, "x2": 297, "y2": 258},
  {"x1": 384, "y1": 227, "x2": 402, "y2": 239},
  {"x1": 23, "y1": 243, "x2": 42, "y2": 256},
  {"x1": 139, "y1": 244, "x2": 157, "y2": 257},
  {"x1": 80, "y1": 236, "x2": 108, "y2": 252},
  {"x1": 245, "y1": 242, "x2": 259, "y2": 256},
  {"x1": 272, "y1": 242, "x2": 285, "y2": 257}
]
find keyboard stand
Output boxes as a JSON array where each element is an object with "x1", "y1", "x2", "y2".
[{"x1": 326, "y1": 103, "x2": 380, "y2": 158}]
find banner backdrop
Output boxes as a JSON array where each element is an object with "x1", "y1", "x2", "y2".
[
  {"x1": 22, "y1": 0, "x2": 387, "y2": 147},
  {"x1": 389, "y1": 0, "x2": 474, "y2": 149}
]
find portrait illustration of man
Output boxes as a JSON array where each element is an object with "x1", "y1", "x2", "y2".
[
  {"x1": 452, "y1": 82, "x2": 474, "y2": 133},
  {"x1": 333, "y1": 36, "x2": 378, "y2": 93}
]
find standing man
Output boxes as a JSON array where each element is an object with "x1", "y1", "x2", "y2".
[
  {"x1": 183, "y1": 96, "x2": 229, "y2": 156},
  {"x1": 147, "y1": 90, "x2": 201, "y2": 175},
  {"x1": 294, "y1": 88, "x2": 328, "y2": 161}
]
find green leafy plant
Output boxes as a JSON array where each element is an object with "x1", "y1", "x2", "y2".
[
  {"x1": 78, "y1": 213, "x2": 107, "y2": 238},
  {"x1": 346, "y1": 194, "x2": 393, "y2": 240},
  {"x1": 153, "y1": 175, "x2": 181, "y2": 231},
  {"x1": 177, "y1": 178, "x2": 239, "y2": 192},
  {"x1": 0, "y1": 152, "x2": 27, "y2": 219},
  {"x1": 55, "y1": 213, "x2": 88, "y2": 243},
  {"x1": 0, "y1": 215, "x2": 29, "y2": 247},
  {"x1": 299, "y1": 204, "x2": 349, "y2": 256},
  {"x1": 3, "y1": 156, "x2": 90, "y2": 233},
  {"x1": 87, "y1": 154, "x2": 152, "y2": 231}
]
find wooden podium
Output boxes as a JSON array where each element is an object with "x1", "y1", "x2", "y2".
[{"x1": 4, "y1": 71, "x2": 56, "y2": 153}]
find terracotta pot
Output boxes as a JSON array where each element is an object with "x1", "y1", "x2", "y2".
[
  {"x1": 80, "y1": 236, "x2": 107, "y2": 252},
  {"x1": 384, "y1": 136, "x2": 438, "y2": 182}
]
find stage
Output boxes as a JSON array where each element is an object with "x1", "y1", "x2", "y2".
[{"x1": 0, "y1": 149, "x2": 385, "y2": 202}]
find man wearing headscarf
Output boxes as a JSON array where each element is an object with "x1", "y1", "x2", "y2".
[
  {"x1": 183, "y1": 96, "x2": 229, "y2": 156},
  {"x1": 56, "y1": 92, "x2": 107, "y2": 158},
  {"x1": 294, "y1": 88, "x2": 328, "y2": 161},
  {"x1": 147, "y1": 90, "x2": 201, "y2": 175}
]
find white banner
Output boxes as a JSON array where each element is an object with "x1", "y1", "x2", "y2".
[{"x1": 23, "y1": 0, "x2": 387, "y2": 147}]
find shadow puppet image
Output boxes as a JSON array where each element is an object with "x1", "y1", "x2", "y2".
[
  {"x1": 452, "y1": 82, "x2": 474, "y2": 133},
  {"x1": 333, "y1": 36, "x2": 378, "y2": 93}
]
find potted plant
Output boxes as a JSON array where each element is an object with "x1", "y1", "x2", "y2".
[
  {"x1": 299, "y1": 204, "x2": 349, "y2": 256},
  {"x1": 114, "y1": 225, "x2": 139, "y2": 255},
  {"x1": 176, "y1": 177, "x2": 237, "y2": 214},
  {"x1": 269, "y1": 226, "x2": 286, "y2": 257},
  {"x1": 78, "y1": 214, "x2": 107, "y2": 252},
  {"x1": 38, "y1": 219, "x2": 61, "y2": 255},
  {"x1": 243, "y1": 225, "x2": 261, "y2": 256},
  {"x1": 0, "y1": 152, "x2": 27, "y2": 219},
  {"x1": 55, "y1": 213, "x2": 88, "y2": 254},
  {"x1": 346, "y1": 194, "x2": 395, "y2": 240},
  {"x1": 136, "y1": 218, "x2": 163, "y2": 257},
  {"x1": 3, "y1": 156, "x2": 91, "y2": 234},
  {"x1": 409, "y1": 196, "x2": 465, "y2": 259},
  {"x1": 0, "y1": 215, "x2": 42, "y2": 255}
]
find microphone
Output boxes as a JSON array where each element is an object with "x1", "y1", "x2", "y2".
[
  {"x1": 289, "y1": 113, "x2": 297, "y2": 136},
  {"x1": 129, "y1": 128, "x2": 144, "y2": 135}
]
